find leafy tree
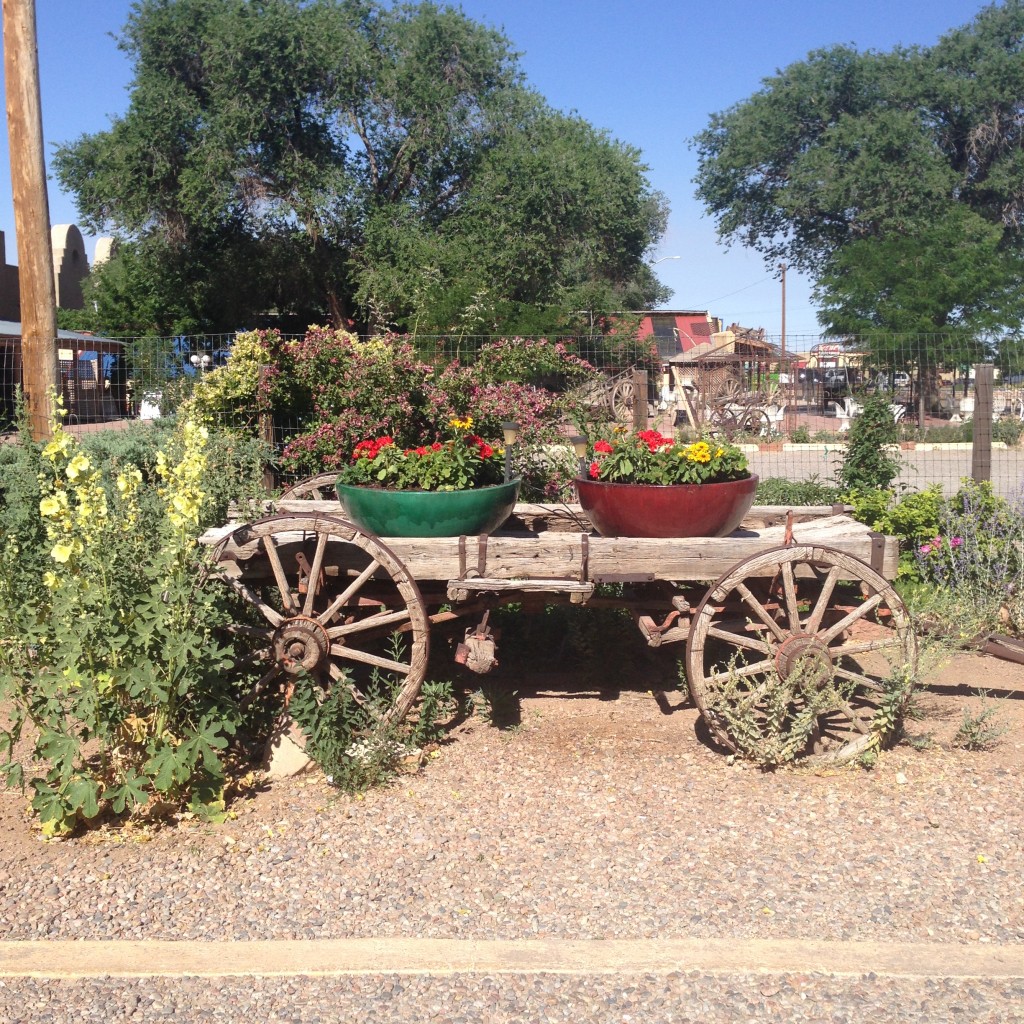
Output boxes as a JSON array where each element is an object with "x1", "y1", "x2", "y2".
[
  {"x1": 692, "y1": 2, "x2": 1024, "y2": 339},
  {"x1": 55, "y1": 0, "x2": 667, "y2": 335}
]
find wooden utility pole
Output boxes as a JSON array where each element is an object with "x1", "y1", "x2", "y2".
[{"x1": 3, "y1": 0, "x2": 58, "y2": 440}]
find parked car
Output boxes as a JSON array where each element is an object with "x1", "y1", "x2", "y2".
[{"x1": 821, "y1": 367, "x2": 859, "y2": 403}]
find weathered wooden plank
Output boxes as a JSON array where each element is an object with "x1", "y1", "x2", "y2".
[{"x1": 200, "y1": 510, "x2": 899, "y2": 582}]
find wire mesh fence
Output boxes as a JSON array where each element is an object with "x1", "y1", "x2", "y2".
[{"x1": 3, "y1": 326, "x2": 1024, "y2": 497}]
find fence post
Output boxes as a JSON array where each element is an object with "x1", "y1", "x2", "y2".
[
  {"x1": 258, "y1": 365, "x2": 276, "y2": 493},
  {"x1": 632, "y1": 368, "x2": 648, "y2": 432},
  {"x1": 971, "y1": 363, "x2": 993, "y2": 484}
]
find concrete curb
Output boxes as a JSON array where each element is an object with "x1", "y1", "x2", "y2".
[{"x1": 2, "y1": 938, "x2": 1022, "y2": 980}]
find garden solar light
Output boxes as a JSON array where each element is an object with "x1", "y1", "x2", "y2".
[
  {"x1": 570, "y1": 435, "x2": 588, "y2": 476},
  {"x1": 501, "y1": 422, "x2": 520, "y2": 482}
]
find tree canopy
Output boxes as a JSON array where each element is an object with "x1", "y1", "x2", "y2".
[
  {"x1": 692, "y1": 2, "x2": 1024, "y2": 341},
  {"x1": 55, "y1": 0, "x2": 668, "y2": 335}
]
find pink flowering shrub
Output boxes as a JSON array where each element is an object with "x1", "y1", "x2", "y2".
[{"x1": 271, "y1": 329, "x2": 575, "y2": 486}]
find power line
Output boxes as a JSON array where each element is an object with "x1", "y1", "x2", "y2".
[{"x1": 700, "y1": 276, "x2": 771, "y2": 306}]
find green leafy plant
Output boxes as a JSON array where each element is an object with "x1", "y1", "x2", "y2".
[
  {"x1": 0, "y1": 417, "x2": 248, "y2": 835},
  {"x1": 336, "y1": 417, "x2": 505, "y2": 491},
  {"x1": 911, "y1": 480, "x2": 1024, "y2": 638},
  {"x1": 288, "y1": 661, "x2": 457, "y2": 793},
  {"x1": 952, "y1": 692, "x2": 1008, "y2": 751},
  {"x1": 585, "y1": 430, "x2": 749, "y2": 485},
  {"x1": 846, "y1": 484, "x2": 944, "y2": 579},
  {"x1": 755, "y1": 475, "x2": 841, "y2": 505},
  {"x1": 836, "y1": 392, "x2": 902, "y2": 492},
  {"x1": 703, "y1": 657, "x2": 851, "y2": 768}
]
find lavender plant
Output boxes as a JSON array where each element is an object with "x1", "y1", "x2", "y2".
[{"x1": 914, "y1": 481, "x2": 1024, "y2": 639}]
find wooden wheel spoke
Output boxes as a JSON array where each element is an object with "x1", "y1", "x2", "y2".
[
  {"x1": 780, "y1": 561, "x2": 801, "y2": 631},
  {"x1": 830, "y1": 634, "x2": 907, "y2": 659},
  {"x1": 706, "y1": 625, "x2": 771, "y2": 655},
  {"x1": 735, "y1": 582, "x2": 787, "y2": 642},
  {"x1": 819, "y1": 592, "x2": 885, "y2": 644},
  {"x1": 832, "y1": 664, "x2": 885, "y2": 692},
  {"x1": 302, "y1": 531, "x2": 331, "y2": 617},
  {"x1": 225, "y1": 622, "x2": 275, "y2": 641},
  {"x1": 327, "y1": 662, "x2": 372, "y2": 709},
  {"x1": 239, "y1": 664, "x2": 283, "y2": 709},
  {"x1": 319, "y1": 558, "x2": 382, "y2": 624},
  {"x1": 329, "y1": 607, "x2": 412, "y2": 639},
  {"x1": 262, "y1": 532, "x2": 298, "y2": 614},
  {"x1": 217, "y1": 573, "x2": 284, "y2": 627},
  {"x1": 330, "y1": 643, "x2": 412, "y2": 675},
  {"x1": 706, "y1": 658, "x2": 775, "y2": 686},
  {"x1": 805, "y1": 565, "x2": 842, "y2": 634},
  {"x1": 825, "y1": 698, "x2": 874, "y2": 734}
]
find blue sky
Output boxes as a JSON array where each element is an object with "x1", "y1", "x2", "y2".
[{"x1": 0, "y1": 0, "x2": 990, "y2": 340}]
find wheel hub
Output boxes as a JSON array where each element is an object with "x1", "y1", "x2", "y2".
[
  {"x1": 775, "y1": 634, "x2": 834, "y2": 689},
  {"x1": 273, "y1": 616, "x2": 331, "y2": 675}
]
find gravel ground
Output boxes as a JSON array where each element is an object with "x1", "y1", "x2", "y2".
[
  {"x1": 3, "y1": 973, "x2": 1024, "y2": 1024},
  {"x1": 1, "y1": 651, "x2": 1022, "y2": 1021}
]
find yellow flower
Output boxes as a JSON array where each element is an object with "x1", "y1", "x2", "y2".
[
  {"x1": 65, "y1": 453, "x2": 92, "y2": 481},
  {"x1": 449, "y1": 415, "x2": 473, "y2": 431},
  {"x1": 51, "y1": 542, "x2": 75, "y2": 563},
  {"x1": 42, "y1": 434, "x2": 72, "y2": 463},
  {"x1": 686, "y1": 441, "x2": 712, "y2": 464},
  {"x1": 116, "y1": 469, "x2": 143, "y2": 494},
  {"x1": 39, "y1": 495, "x2": 63, "y2": 517}
]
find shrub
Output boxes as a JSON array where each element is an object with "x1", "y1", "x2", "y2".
[
  {"x1": 0, "y1": 418, "x2": 252, "y2": 835},
  {"x1": 910, "y1": 481, "x2": 1024, "y2": 638},
  {"x1": 755, "y1": 476, "x2": 841, "y2": 505},
  {"x1": 836, "y1": 392, "x2": 901, "y2": 492},
  {"x1": 846, "y1": 484, "x2": 944, "y2": 579}
]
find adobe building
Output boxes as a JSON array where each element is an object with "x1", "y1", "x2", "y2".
[
  {"x1": 0, "y1": 224, "x2": 93, "y2": 319},
  {"x1": 0, "y1": 232, "x2": 21, "y2": 321}
]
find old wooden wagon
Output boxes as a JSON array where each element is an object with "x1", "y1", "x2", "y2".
[{"x1": 203, "y1": 483, "x2": 916, "y2": 766}]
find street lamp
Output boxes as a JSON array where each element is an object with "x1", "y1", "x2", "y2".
[{"x1": 650, "y1": 256, "x2": 681, "y2": 266}]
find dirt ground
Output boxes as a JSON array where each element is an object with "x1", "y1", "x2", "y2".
[{"x1": 1, "y1": 642, "x2": 1021, "y2": 852}]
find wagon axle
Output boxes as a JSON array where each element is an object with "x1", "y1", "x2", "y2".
[{"x1": 273, "y1": 616, "x2": 332, "y2": 675}]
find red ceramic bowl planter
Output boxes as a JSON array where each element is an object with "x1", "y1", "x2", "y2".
[{"x1": 574, "y1": 475, "x2": 759, "y2": 538}]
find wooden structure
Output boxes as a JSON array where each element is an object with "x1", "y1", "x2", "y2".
[
  {"x1": 202, "y1": 489, "x2": 916, "y2": 766},
  {"x1": 0, "y1": 324, "x2": 127, "y2": 425}
]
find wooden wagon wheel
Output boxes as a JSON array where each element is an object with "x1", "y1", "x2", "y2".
[
  {"x1": 280, "y1": 472, "x2": 340, "y2": 501},
  {"x1": 611, "y1": 378, "x2": 635, "y2": 421},
  {"x1": 708, "y1": 399, "x2": 740, "y2": 438},
  {"x1": 213, "y1": 514, "x2": 429, "y2": 727},
  {"x1": 739, "y1": 408, "x2": 771, "y2": 437},
  {"x1": 686, "y1": 544, "x2": 916, "y2": 766},
  {"x1": 713, "y1": 376, "x2": 743, "y2": 403}
]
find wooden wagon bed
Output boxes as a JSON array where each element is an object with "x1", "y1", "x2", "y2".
[{"x1": 205, "y1": 502, "x2": 898, "y2": 589}]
